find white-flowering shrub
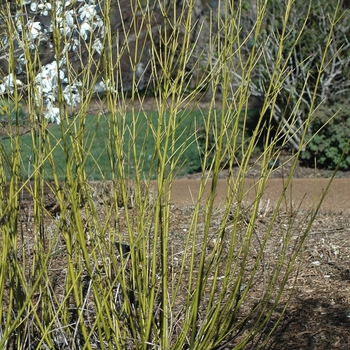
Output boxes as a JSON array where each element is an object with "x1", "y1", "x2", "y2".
[
  {"x1": 0, "y1": 0, "x2": 110, "y2": 123},
  {"x1": 0, "y1": 0, "x2": 181, "y2": 123}
]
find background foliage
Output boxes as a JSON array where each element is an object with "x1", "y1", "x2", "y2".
[
  {"x1": 301, "y1": 104, "x2": 350, "y2": 170},
  {"x1": 226, "y1": 0, "x2": 350, "y2": 167}
]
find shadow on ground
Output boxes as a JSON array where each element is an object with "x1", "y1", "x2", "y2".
[{"x1": 266, "y1": 296, "x2": 350, "y2": 349}]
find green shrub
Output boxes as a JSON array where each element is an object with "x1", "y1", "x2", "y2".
[{"x1": 301, "y1": 104, "x2": 350, "y2": 170}]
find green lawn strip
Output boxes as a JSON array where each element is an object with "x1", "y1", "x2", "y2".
[{"x1": 0, "y1": 110, "x2": 203, "y2": 181}]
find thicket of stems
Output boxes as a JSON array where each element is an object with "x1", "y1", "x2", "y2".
[{"x1": 0, "y1": 0, "x2": 339, "y2": 348}]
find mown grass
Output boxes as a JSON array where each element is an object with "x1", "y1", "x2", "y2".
[
  {"x1": 0, "y1": 108, "x2": 207, "y2": 180},
  {"x1": 0, "y1": 105, "x2": 259, "y2": 181}
]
